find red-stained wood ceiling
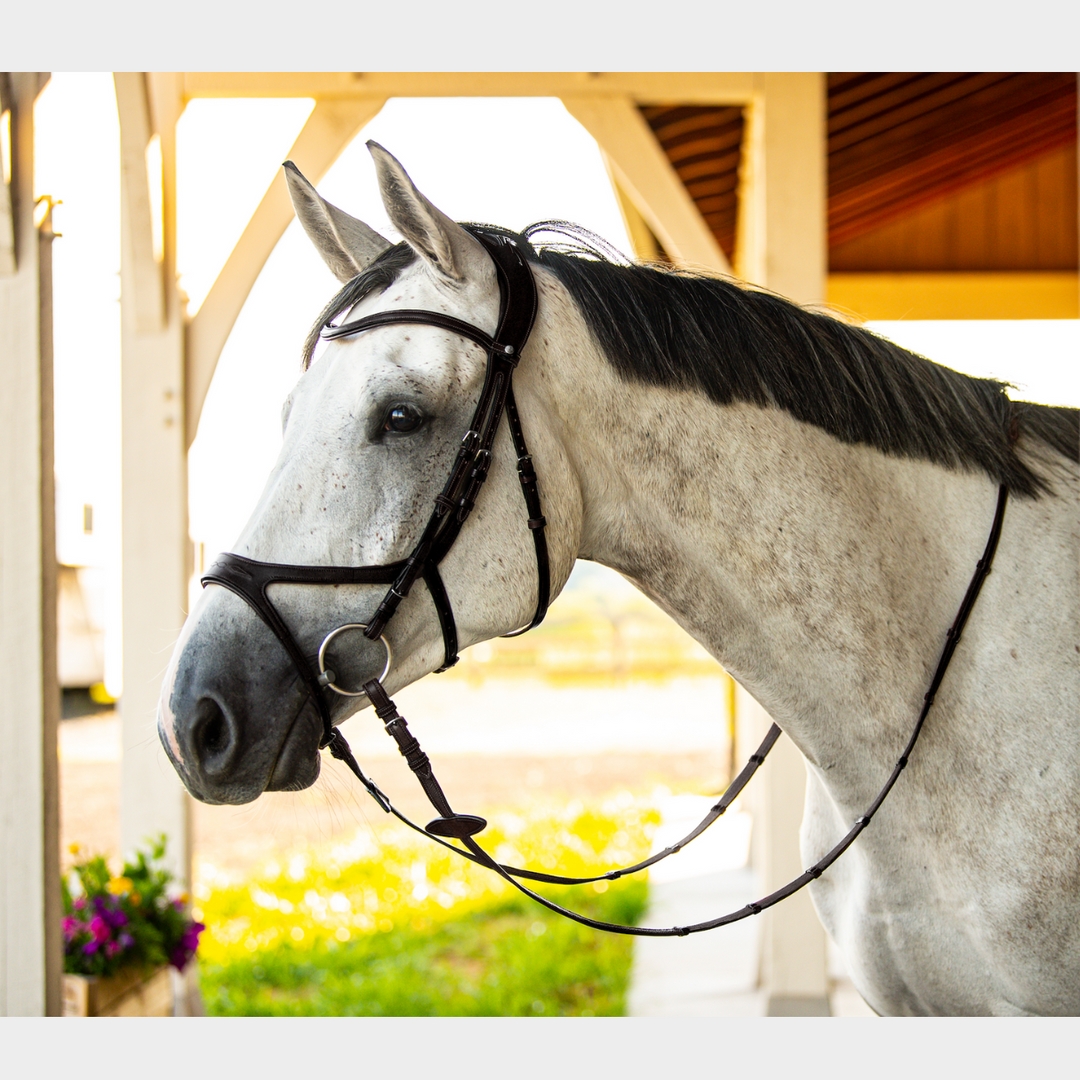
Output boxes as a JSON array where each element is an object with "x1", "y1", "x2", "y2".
[{"x1": 640, "y1": 73, "x2": 1078, "y2": 272}]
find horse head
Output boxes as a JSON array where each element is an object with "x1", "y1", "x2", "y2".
[{"x1": 158, "y1": 143, "x2": 581, "y2": 805}]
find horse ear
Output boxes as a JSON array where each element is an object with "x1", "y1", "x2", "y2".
[
  {"x1": 283, "y1": 160, "x2": 391, "y2": 283},
  {"x1": 367, "y1": 141, "x2": 486, "y2": 283}
]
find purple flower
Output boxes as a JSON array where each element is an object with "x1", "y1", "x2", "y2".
[
  {"x1": 89, "y1": 916, "x2": 111, "y2": 943},
  {"x1": 104, "y1": 906, "x2": 128, "y2": 930},
  {"x1": 169, "y1": 921, "x2": 205, "y2": 971},
  {"x1": 82, "y1": 940, "x2": 100, "y2": 955}
]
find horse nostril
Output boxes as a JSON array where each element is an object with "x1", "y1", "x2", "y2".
[
  {"x1": 203, "y1": 711, "x2": 227, "y2": 755},
  {"x1": 193, "y1": 697, "x2": 234, "y2": 763}
]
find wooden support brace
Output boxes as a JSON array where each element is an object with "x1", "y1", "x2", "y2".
[
  {"x1": 185, "y1": 96, "x2": 386, "y2": 446},
  {"x1": 601, "y1": 152, "x2": 663, "y2": 263},
  {"x1": 560, "y1": 94, "x2": 731, "y2": 276}
]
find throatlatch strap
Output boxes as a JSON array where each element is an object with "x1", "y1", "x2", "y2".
[{"x1": 502, "y1": 384, "x2": 550, "y2": 636}]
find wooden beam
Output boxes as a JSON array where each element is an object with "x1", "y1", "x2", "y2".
[
  {"x1": 35, "y1": 197, "x2": 60, "y2": 1020},
  {"x1": 737, "y1": 73, "x2": 831, "y2": 1013},
  {"x1": 0, "y1": 71, "x2": 61, "y2": 1017},
  {"x1": 115, "y1": 73, "x2": 192, "y2": 894},
  {"x1": 181, "y1": 72, "x2": 757, "y2": 104},
  {"x1": 828, "y1": 272, "x2": 1080, "y2": 321},
  {"x1": 114, "y1": 74, "x2": 165, "y2": 332},
  {"x1": 561, "y1": 94, "x2": 731, "y2": 275},
  {"x1": 600, "y1": 152, "x2": 663, "y2": 262},
  {"x1": 185, "y1": 97, "x2": 386, "y2": 447},
  {"x1": 147, "y1": 72, "x2": 184, "y2": 299},
  {"x1": 735, "y1": 89, "x2": 765, "y2": 284},
  {"x1": 757, "y1": 73, "x2": 828, "y2": 303}
]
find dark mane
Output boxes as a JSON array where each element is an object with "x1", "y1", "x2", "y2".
[
  {"x1": 522, "y1": 223, "x2": 1078, "y2": 499},
  {"x1": 304, "y1": 224, "x2": 1079, "y2": 499}
]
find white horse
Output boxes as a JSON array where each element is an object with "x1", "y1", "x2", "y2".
[{"x1": 158, "y1": 143, "x2": 1079, "y2": 1016}]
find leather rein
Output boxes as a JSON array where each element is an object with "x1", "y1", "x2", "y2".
[{"x1": 202, "y1": 229, "x2": 1010, "y2": 936}]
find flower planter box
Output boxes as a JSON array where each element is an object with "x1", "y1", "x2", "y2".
[{"x1": 63, "y1": 966, "x2": 173, "y2": 1017}]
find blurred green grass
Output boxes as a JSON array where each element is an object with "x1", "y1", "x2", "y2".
[{"x1": 195, "y1": 794, "x2": 658, "y2": 1016}]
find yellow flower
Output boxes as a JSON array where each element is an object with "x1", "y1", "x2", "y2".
[
  {"x1": 68, "y1": 843, "x2": 81, "y2": 855},
  {"x1": 106, "y1": 876, "x2": 133, "y2": 895}
]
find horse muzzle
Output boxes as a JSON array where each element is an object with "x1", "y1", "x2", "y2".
[{"x1": 156, "y1": 585, "x2": 384, "y2": 804}]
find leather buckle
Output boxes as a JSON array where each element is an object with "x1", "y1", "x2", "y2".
[{"x1": 470, "y1": 448, "x2": 492, "y2": 481}]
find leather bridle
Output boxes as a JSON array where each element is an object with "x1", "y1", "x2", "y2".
[
  {"x1": 199, "y1": 227, "x2": 1010, "y2": 936},
  {"x1": 202, "y1": 228, "x2": 548, "y2": 748}
]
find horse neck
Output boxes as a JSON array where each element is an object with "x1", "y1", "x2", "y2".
[{"x1": 542, "y1": 342, "x2": 1001, "y2": 785}]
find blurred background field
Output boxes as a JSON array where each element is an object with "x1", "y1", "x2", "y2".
[{"x1": 449, "y1": 563, "x2": 723, "y2": 686}]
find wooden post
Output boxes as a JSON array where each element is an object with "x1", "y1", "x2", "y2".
[
  {"x1": 0, "y1": 70, "x2": 61, "y2": 1017},
  {"x1": 114, "y1": 73, "x2": 192, "y2": 889},
  {"x1": 114, "y1": 80, "x2": 382, "y2": 941},
  {"x1": 739, "y1": 73, "x2": 832, "y2": 1015}
]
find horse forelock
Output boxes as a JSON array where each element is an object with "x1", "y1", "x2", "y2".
[{"x1": 301, "y1": 242, "x2": 419, "y2": 371}]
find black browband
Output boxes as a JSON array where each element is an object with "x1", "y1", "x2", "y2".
[{"x1": 201, "y1": 227, "x2": 1010, "y2": 937}]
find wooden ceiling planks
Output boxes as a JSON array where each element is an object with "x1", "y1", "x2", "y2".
[
  {"x1": 640, "y1": 74, "x2": 1077, "y2": 274},
  {"x1": 827, "y1": 72, "x2": 1078, "y2": 250},
  {"x1": 829, "y1": 143, "x2": 1079, "y2": 272},
  {"x1": 639, "y1": 104, "x2": 744, "y2": 263}
]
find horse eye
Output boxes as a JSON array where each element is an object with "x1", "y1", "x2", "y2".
[{"x1": 384, "y1": 404, "x2": 424, "y2": 434}]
